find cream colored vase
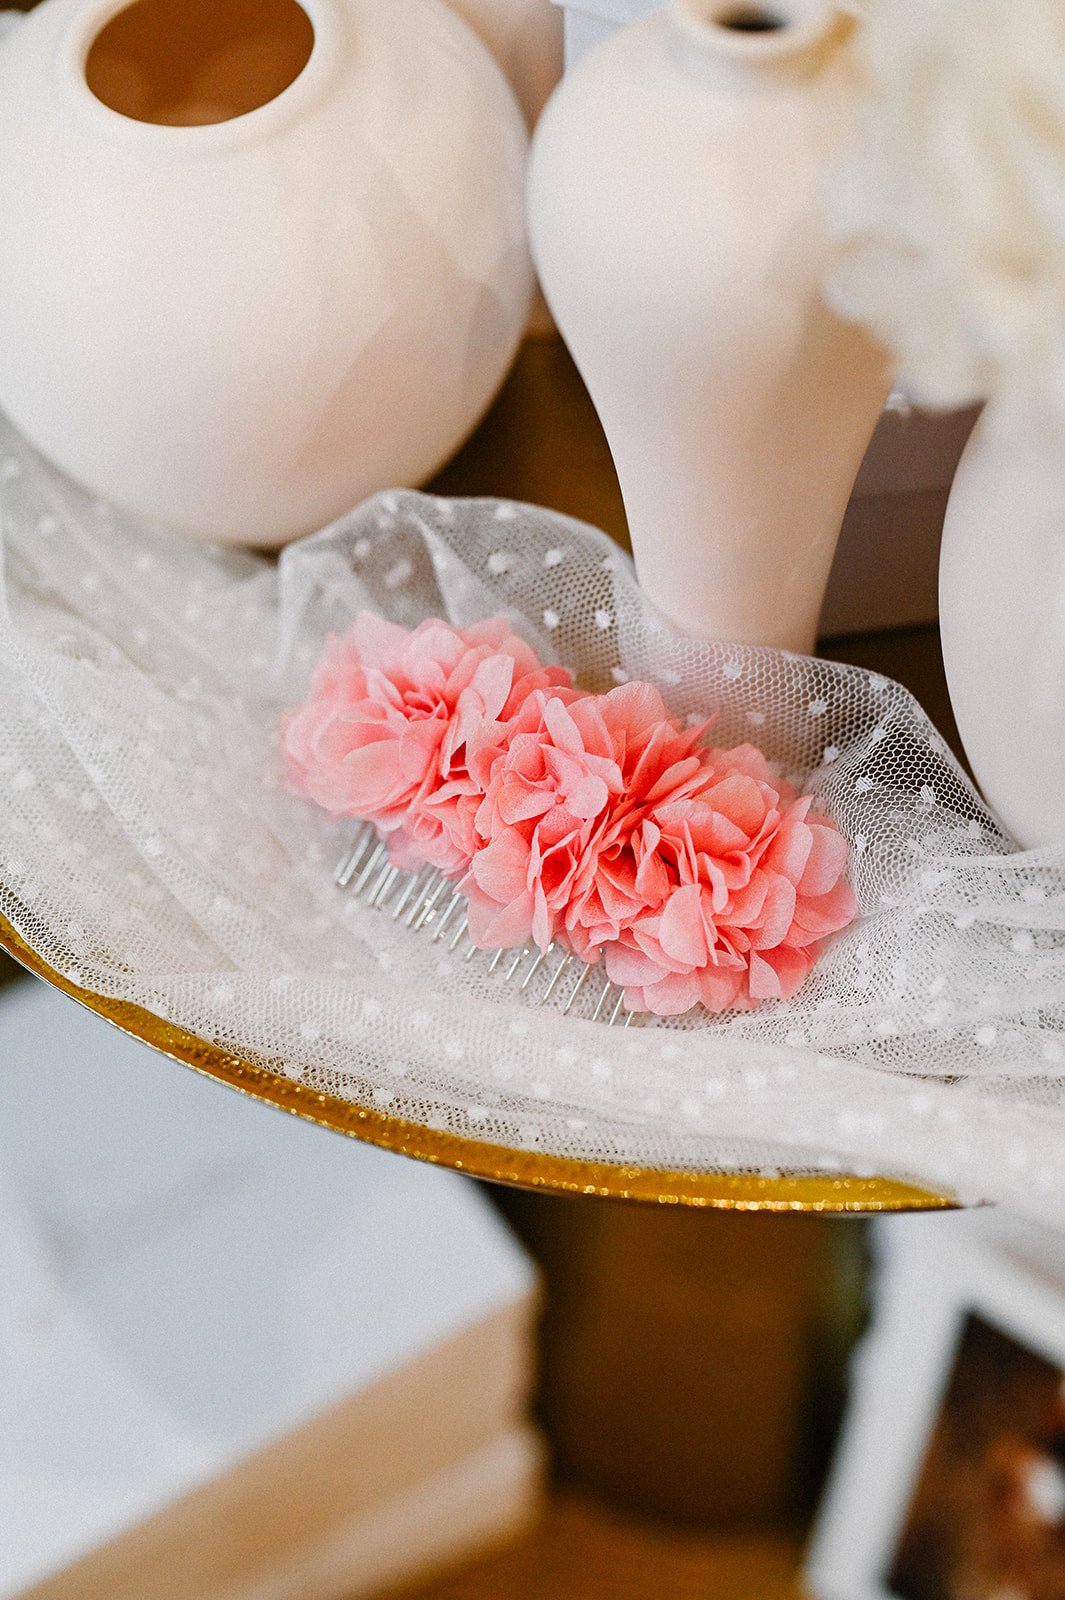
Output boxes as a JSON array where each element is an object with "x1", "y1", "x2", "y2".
[
  {"x1": 527, "y1": 0, "x2": 893, "y2": 652},
  {"x1": 0, "y1": 0, "x2": 532, "y2": 546},
  {"x1": 940, "y1": 404, "x2": 1065, "y2": 849}
]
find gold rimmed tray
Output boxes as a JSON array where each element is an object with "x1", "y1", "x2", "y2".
[
  {"x1": 0, "y1": 341, "x2": 966, "y2": 1216},
  {"x1": 0, "y1": 907, "x2": 955, "y2": 1213}
]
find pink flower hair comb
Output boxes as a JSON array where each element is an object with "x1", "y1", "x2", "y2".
[
  {"x1": 333, "y1": 817, "x2": 642, "y2": 1026},
  {"x1": 283, "y1": 612, "x2": 857, "y2": 1024}
]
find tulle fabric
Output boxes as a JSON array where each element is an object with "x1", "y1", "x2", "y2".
[{"x1": 3, "y1": 416, "x2": 1065, "y2": 1221}]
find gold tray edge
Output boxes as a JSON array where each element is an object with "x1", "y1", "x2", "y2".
[{"x1": 0, "y1": 910, "x2": 956, "y2": 1211}]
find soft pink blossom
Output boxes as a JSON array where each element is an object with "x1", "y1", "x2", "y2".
[
  {"x1": 282, "y1": 612, "x2": 573, "y2": 874},
  {"x1": 461, "y1": 679, "x2": 854, "y2": 1017},
  {"x1": 462, "y1": 681, "x2": 708, "y2": 952},
  {"x1": 574, "y1": 743, "x2": 857, "y2": 1017},
  {"x1": 285, "y1": 612, "x2": 857, "y2": 1019}
]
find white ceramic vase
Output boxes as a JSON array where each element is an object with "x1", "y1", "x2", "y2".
[
  {"x1": 0, "y1": 0, "x2": 532, "y2": 546},
  {"x1": 940, "y1": 404, "x2": 1065, "y2": 848},
  {"x1": 527, "y1": 0, "x2": 893, "y2": 652}
]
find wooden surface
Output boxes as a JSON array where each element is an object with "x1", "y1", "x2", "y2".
[
  {"x1": 428, "y1": 334, "x2": 632, "y2": 556},
  {"x1": 488, "y1": 1190, "x2": 852, "y2": 1531},
  {"x1": 392, "y1": 1496, "x2": 806, "y2": 1600}
]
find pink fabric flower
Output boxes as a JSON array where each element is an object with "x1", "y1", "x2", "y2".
[
  {"x1": 573, "y1": 742, "x2": 857, "y2": 1017},
  {"x1": 462, "y1": 681, "x2": 708, "y2": 953},
  {"x1": 282, "y1": 612, "x2": 573, "y2": 874},
  {"x1": 285, "y1": 610, "x2": 857, "y2": 1019}
]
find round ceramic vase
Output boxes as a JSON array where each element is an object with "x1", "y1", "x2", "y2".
[
  {"x1": 527, "y1": 0, "x2": 893, "y2": 652},
  {"x1": 0, "y1": 0, "x2": 532, "y2": 545},
  {"x1": 940, "y1": 404, "x2": 1065, "y2": 849}
]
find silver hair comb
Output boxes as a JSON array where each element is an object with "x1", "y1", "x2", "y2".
[{"x1": 335, "y1": 822, "x2": 646, "y2": 1027}]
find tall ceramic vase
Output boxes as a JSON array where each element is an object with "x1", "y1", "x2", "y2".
[
  {"x1": 939, "y1": 404, "x2": 1065, "y2": 849},
  {"x1": 0, "y1": 0, "x2": 532, "y2": 546},
  {"x1": 527, "y1": 0, "x2": 893, "y2": 653}
]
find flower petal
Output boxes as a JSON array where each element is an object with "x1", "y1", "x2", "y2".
[
  {"x1": 747, "y1": 873, "x2": 797, "y2": 950},
  {"x1": 657, "y1": 883, "x2": 711, "y2": 967},
  {"x1": 797, "y1": 821, "x2": 850, "y2": 897},
  {"x1": 465, "y1": 883, "x2": 536, "y2": 950}
]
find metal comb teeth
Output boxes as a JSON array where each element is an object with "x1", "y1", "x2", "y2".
[{"x1": 335, "y1": 821, "x2": 644, "y2": 1028}]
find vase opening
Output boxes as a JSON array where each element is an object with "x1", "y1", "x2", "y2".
[
  {"x1": 84, "y1": 0, "x2": 315, "y2": 126},
  {"x1": 676, "y1": 0, "x2": 838, "y2": 52},
  {"x1": 717, "y1": 5, "x2": 786, "y2": 31}
]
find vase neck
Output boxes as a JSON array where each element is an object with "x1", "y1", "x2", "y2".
[{"x1": 668, "y1": 0, "x2": 848, "y2": 87}]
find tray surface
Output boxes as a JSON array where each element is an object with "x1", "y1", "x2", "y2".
[{"x1": 0, "y1": 909, "x2": 953, "y2": 1212}]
